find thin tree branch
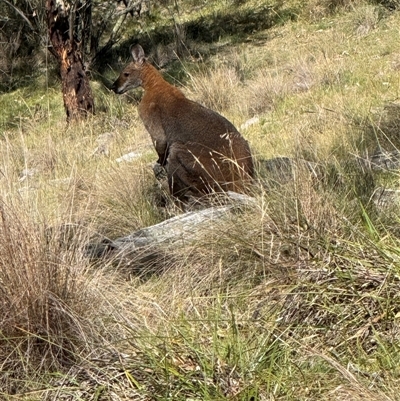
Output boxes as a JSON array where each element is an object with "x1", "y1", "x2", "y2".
[{"x1": 0, "y1": 0, "x2": 35, "y2": 30}]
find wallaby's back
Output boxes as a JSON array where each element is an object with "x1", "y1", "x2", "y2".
[{"x1": 112, "y1": 44, "x2": 254, "y2": 199}]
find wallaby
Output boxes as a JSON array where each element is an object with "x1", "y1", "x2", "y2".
[{"x1": 111, "y1": 44, "x2": 254, "y2": 201}]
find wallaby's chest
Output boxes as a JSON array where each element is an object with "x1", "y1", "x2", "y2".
[{"x1": 138, "y1": 90, "x2": 239, "y2": 147}]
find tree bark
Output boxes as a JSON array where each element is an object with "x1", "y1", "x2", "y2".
[{"x1": 46, "y1": 0, "x2": 94, "y2": 121}]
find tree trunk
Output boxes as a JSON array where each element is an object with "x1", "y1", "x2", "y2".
[{"x1": 46, "y1": 0, "x2": 94, "y2": 121}]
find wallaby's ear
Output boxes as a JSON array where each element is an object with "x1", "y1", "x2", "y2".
[{"x1": 130, "y1": 44, "x2": 145, "y2": 65}]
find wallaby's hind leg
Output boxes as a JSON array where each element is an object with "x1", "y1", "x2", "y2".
[
  {"x1": 166, "y1": 142, "x2": 248, "y2": 199},
  {"x1": 167, "y1": 141, "x2": 253, "y2": 198},
  {"x1": 166, "y1": 143, "x2": 211, "y2": 200}
]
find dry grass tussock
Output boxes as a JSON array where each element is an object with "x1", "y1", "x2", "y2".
[
  {"x1": 0, "y1": 199, "x2": 100, "y2": 378},
  {"x1": 185, "y1": 65, "x2": 243, "y2": 112},
  {"x1": 0, "y1": 195, "x2": 165, "y2": 398}
]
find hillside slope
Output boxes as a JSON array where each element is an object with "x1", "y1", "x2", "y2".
[{"x1": 1, "y1": 1, "x2": 400, "y2": 400}]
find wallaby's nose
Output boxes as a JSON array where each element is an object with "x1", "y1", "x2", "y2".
[{"x1": 110, "y1": 81, "x2": 118, "y2": 93}]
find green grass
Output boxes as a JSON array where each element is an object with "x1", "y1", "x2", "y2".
[{"x1": 2, "y1": 0, "x2": 400, "y2": 400}]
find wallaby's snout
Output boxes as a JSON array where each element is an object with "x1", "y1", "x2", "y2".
[
  {"x1": 111, "y1": 67, "x2": 141, "y2": 94},
  {"x1": 112, "y1": 44, "x2": 254, "y2": 201},
  {"x1": 110, "y1": 81, "x2": 119, "y2": 93}
]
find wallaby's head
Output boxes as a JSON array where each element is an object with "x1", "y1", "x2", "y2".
[{"x1": 111, "y1": 44, "x2": 146, "y2": 94}]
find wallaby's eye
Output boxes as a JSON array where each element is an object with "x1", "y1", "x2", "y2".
[{"x1": 124, "y1": 72, "x2": 129, "y2": 77}]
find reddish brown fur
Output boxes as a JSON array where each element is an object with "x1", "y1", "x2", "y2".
[{"x1": 112, "y1": 44, "x2": 254, "y2": 200}]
